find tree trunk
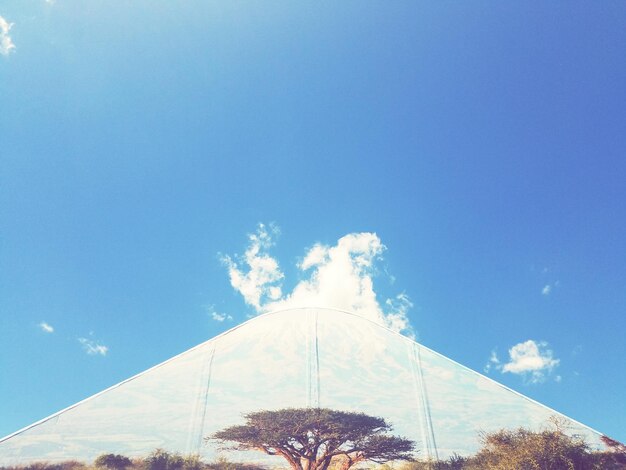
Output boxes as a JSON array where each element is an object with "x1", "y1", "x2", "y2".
[
  {"x1": 272, "y1": 448, "x2": 303, "y2": 470},
  {"x1": 315, "y1": 457, "x2": 333, "y2": 470},
  {"x1": 337, "y1": 454, "x2": 364, "y2": 470}
]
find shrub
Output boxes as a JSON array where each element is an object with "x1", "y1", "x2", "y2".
[
  {"x1": 142, "y1": 450, "x2": 183, "y2": 470},
  {"x1": 94, "y1": 455, "x2": 132, "y2": 470}
]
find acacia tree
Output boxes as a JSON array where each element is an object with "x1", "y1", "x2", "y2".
[{"x1": 208, "y1": 408, "x2": 416, "y2": 470}]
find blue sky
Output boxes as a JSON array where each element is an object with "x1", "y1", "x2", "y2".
[{"x1": 1, "y1": 0, "x2": 625, "y2": 446}]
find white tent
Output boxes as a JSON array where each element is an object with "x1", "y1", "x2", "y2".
[{"x1": 0, "y1": 307, "x2": 603, "y2": 465}]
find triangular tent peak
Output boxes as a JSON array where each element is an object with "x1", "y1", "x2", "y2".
[{"x1": 0, "y1": 307, "x2": 603, "y2": 465}]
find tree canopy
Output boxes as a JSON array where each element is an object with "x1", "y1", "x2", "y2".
[{"x1": 208, "y1": 408, "x2": 416, "y2": 470}]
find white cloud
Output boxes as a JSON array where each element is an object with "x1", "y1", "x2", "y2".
[
  {"x1": 489, "y1": 350, "x2": 500, "y2": 364},
  {"x1": 484, "y1": 350, "x2": 500, "y2": 373},
  {"x1": 299, "y1": 244, "x2": 329, "y2": 270},
  {"x1": 38, "y1": 322, "x2": 54, "y2": 333},
  {"x1": 221, "y1": 223, "x2": 284, "y2": 311},
  {"x1": 542, "y1": 280, "x2": 559, "y2": 296},
  {"x1": 211, "y1": 312, "x2": 229, "y2": 322},
  {"x1": 384, "y1": 293, "x2": 414, "y2": 336},
  {"x1": 208, "y1": 306, "x2": 233, "y2": 322},
  {"x1": 224, "y1": 226, "x2": 414, "y2": 336},
  {"x1": 78, "y1": 338, "x2": 108, "y2": 356},
  {"x1": 0, "y1": 15, "x2": 16, "y2": 56},
  {"x1": 501, "y1": 340, "x2": 559, "y2": 383}
]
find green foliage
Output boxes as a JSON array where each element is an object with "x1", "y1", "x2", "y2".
[
  {"x1": 0, "y1": 454, "x2": 270, "y2": 470},
  {"x1": 95, "y1": 454, "x2": 132, "y2": 470},
  {"x1": 589, "y1": 436, "x2": 626, "y2": 469},
  {"x1": 395, "y1": 426, "x2": 626, "y2": 470},
  {"x1": 142, "y1": 450, "x2": 184, "y2": 470},
  {"x1": 0, "y1": 462, "x2": 88, "y2": 470},
  {"x1": 138, "y1": 451, "x2": 265, "y2": 470},
  {"x1": 180, "y1": 455, "x2": 203, "y2": 470},
  {"x1": 209, "y1": 408, "x2": 416, "y2": 470},
  {"x1": 204, "y1": 457, "x2": 265, "y2": 470},
  {"x1": 474, "y1": 426, "x2": 591, "y2": 469},
  {"x1": 204, "y1": 458, "x2": 233, "y2": 470},
  {"x1": 399, "y1": 454, "x2": 473, "y2": 470}
]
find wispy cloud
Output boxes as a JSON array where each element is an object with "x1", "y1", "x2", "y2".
[
  {"x1": 0, "y1": 15, "x2": 16, "y2": 56},
  {"x1": 223, "y1": 224, "x2": 414, "y2": 336},
  {"x1": 483, "y1": 349, "x2": 500, "y2": 373},
  {"x1": 38, "y1": 322, "x2": 54, "y2": 333},
  {"x1": 499, "y1": 340, "x2": 560, "y2": 383},
  {"x1": 207, "y1": 305, "x2": 233, "y2": 322},
  {"x1": 384, "y1": 293, "x2": 414, "y2": 335},
  {"x1": 541, "y1": 279, "x2": 559, "y2": 296},
  {"x1": 78, "y1": 337, "x2": 108, "y2": 356}
]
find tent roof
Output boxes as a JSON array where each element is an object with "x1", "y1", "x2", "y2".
[{"x1": 0, "y1": 307, "x2": 603, "y2": 465}]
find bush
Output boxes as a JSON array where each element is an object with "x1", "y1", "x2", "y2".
[
  {"x1": 474, "y1": 427, "x2": 591, "y2": 469},
  {"x1": 396, "y1": 424, "x2": 626, "y2": 470},
  {"x1": 142, "y1": 450, "x2": 184, "y2": 470},
  {"x1": 94, "y1": 455, "x2": 132, "y2": 470},
  {"x1": 0, "y1": 462, "x2": 88, "y2": 470},
  {"x1": 205, "y1": 457, "x2": 265, "y2": 470},
  {"x1": 180, "y1": 455, "x2": 203, "y2": 470}
]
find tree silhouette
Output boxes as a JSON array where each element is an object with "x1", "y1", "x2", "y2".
[{"x1": 209, "y1": 408, "x2": 415, "y2": 470}]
